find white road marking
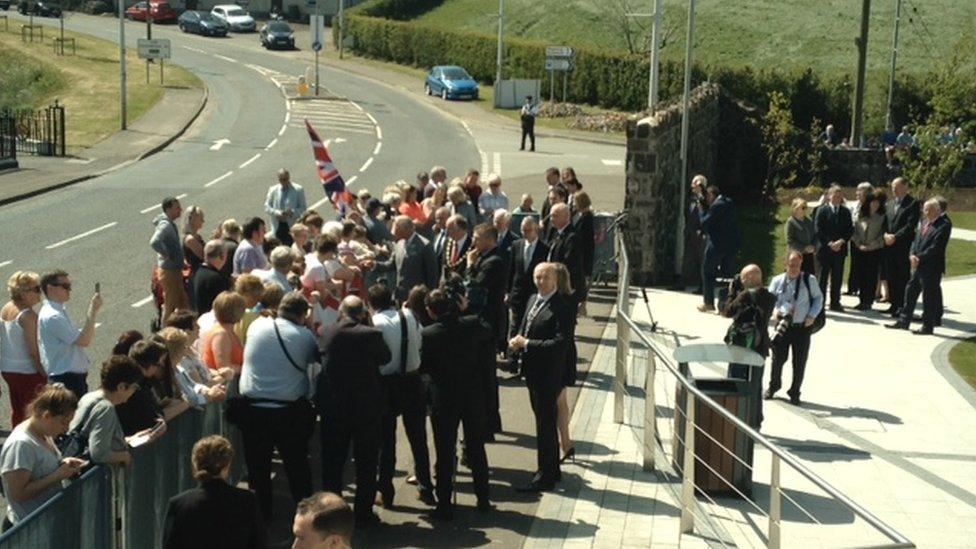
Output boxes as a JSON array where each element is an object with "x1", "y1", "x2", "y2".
[
  {"x1": 182, "y1": 45, "x2": 206, "y2": 53},
  {"x1": 373, "y1": 142, "x2": 381, "y2": 155},
  {"x1": 347, "y1": 175, "x2": 358, "y2": 186},
  {"x1": 297, "y1": 112, "x2": 372, "y2": 123},
  {"x1": 300, "y1": 119, "x2": 374, "y2": 129},
  {"x1": 279, "y1": 124, "x2": 287, "y2": 136},
  {"x1": 95, "y1": 322, "x2": 102, "y2": 329},
  {"x1": 46, "y1": 222, "x2": 118, "y2": 250},
  {"x1": 479, "y1": 151, "x2": 489, "y2": 177},
  {"x1": 265, "y1": 138, "x2": 278, "y2": 150},
  {"x1": 492, "y1": 152, "x2": 502, "y2": 176},
  {"x1": 287, "y1": 123, "x2": 373, "y2": 134},
  {"x1": 601, "y1": 159, "x2": 623, "y2": 166},
  {"x1": 140, "y1": 193, "x2": 186, "y2": 214},
  {"x1": 461, "y1": 120, "x2": 472, "y2": 135},
  {"x1": 213, "y1": 54, "x2": 238, "y2": 63},
  {"x1": 286, "y1": 101, "x2": 292, "y2": 112},
  {"x1": 209, "y1": 139, "x2": 231, "y2": 151},
  {"x1": 204, "y1": 171, "x2": 234, "y2": 188},
  {"x1": 131, "y1": 295, "x2": 154, "y2": 308},
  {"x1": 350, "y1": 102, "x2": 365, "y2": 112},
  {"x1": 0, "y1": 261, "x2": 11, "y2": 269},
  {"x1": 239, "y1": 154, "x2": 261, "y2": 169},
  {"x1": 365, "y1": 113, "x2": 378, "y2": 124},
  {"x1": 375, "y1": 126, "x2": 382, "y2": 139},
  {"x1": 65, "y1": 158, "x2": 95, "y2": 165},
  {"x1": 359, "y1": 157, "x2": 373, "y2": 172},
  {"x1": 285, "y1": 112, "x2": 291, "y2": 124}
]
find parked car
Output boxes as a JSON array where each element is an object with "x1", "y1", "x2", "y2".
[
  {"x1": 18, "y1": 0, "x2": 61, "y2": 16},
  {"x1": 0, "y1": 0, "x2": 10, "y2": 12},
  {"x1": 178, "y1": 10, "x2": 228, "y2": 36},
  {"x1": 259, "y1": 20, "x2": 294, "y2": 50},
  {"x1": 211, "y1": 4, "x2": 255, "y2": 32},
  {"x1": 425, "y1": 66, "x2": 479, "y2": 101},
  {"x1": 124, "y1": 0, "x2": 177, "y2": 22}
]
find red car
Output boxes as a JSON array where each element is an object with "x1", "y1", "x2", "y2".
[{"x1": 124, "y1": 1, "x2": 178, "y2": 23}]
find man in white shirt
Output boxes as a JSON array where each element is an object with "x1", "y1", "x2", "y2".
[
  {"x1": 368, "y1": 284, "x2": 434, "y2": 507},
  {"x1": 479, "y1": 174, "x2": 509, "y2": 221},
  {"x1": 520, "y1": 95, "x2": 539, "y2": 152},
  {"x1": 264, "y1": 169, "x2": 308, "y2": 246},
  {"x1": 37, "y1": 270, "x2": 102, "y2": 399},
  {"x1": 423, "y1": 165, "x2": 447, "y2": 199},
  {"x1": 257, "y1": 245, "x2": 296, "y2": 291}
]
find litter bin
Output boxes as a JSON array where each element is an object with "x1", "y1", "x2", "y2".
[{"x1": 671, "y1": 344, "x2": 764, "y2": 498}]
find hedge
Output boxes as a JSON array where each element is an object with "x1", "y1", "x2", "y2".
[{"x1": 344, "y1": 1, "x2": 935, "y2": 133}]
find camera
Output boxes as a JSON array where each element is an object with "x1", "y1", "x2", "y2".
[{"x1": 772, "y1": 316, "x2": 791, "y2": 342}]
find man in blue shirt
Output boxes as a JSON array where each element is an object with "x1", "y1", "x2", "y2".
[
  {"x1": 264, "y1": 169, "x2": 307, "y2": 247},
  {"x1": 764, "y1": 252, "x2": 824, "y2": 406},
  {"x1": 37, "y1": 270, "x2": 102, "y2": 399}
]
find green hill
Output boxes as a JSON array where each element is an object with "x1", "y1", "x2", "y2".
[{"x1": 414, "y1": 0, "x2": 975, "y2": 78}]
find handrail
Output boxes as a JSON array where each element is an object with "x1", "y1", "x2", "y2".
[{"x1": 614, "y1": 232, "x2": 913, "y2": 548}]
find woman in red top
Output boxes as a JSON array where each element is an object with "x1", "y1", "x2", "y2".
[
  {"x1": 202, "y1": 291, "x2": 245, "y2": 384},
  {"x1": 398, "y1": 185, "x2": 428, "y2": 226}
]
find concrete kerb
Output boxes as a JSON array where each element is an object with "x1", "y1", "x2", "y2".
[
  {"x1": 321, "y1": 56, "x2": 626, "y2": 147},
  {"x1": 932, "y1": 337, "x2": 976, "y2": 411},
  {"x1": 0, "y1": 85, "x2": 209, "y2": 207}
]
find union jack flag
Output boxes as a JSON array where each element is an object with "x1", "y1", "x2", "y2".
[{"x1": 305, "y1": 119, "x2": 353, "y2": 211}]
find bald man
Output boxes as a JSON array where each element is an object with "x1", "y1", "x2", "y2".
[
  {"x1": 292, "y1": 492, "x2": 354, "y2": 548},
  {"x1": 723, "y1": 264, "x2": 777, "y2": 427},
  {"x1": 318, "y1": 296, "x2": 392, "y2": 526},
  {"x1": 545, "y1": 203, "x2": 584, "y2": 305}
]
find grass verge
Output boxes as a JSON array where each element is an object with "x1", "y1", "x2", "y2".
[
  {"x1": 949, "y1": 338, "x2": 976, "y2": 391},
  {"x1": 0, "y1": 19, "x2": 201, "y2": 151}
]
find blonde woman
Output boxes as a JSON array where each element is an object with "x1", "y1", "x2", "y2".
[
  {"x1": 551, "y1": 263, "x2": 577, "y2": 463},
  {"x1": 290, "y1": 222, "x2": 311, "y2": 256},
  {"x1": 158, "y1": 327, "x2": 226, "y2": 408},
  {"x1": 1, "y1": 272, "x2": 47, "y2": 426},
  {"x1": 785, "y1": 197, "x2": 817, "y2": 273},
  {"x1": 183, "y1": 206, "x2": 206, "y2": 276}
]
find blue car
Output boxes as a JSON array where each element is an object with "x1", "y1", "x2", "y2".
[{"x1": 425, "y1": 65, "x2": 479, "y2": 100}]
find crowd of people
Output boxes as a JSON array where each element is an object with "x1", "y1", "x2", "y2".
[
  {"x1": 694, "y1": 174, "x2": 952, "y2": 416},
  {"x1": 0, "y1": 163, "x2": 599, "y2": 541},
  {"x1": 818, "y1": 122, "x2": 976, "y2": 160}
]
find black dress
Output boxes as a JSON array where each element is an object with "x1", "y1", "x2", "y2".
[{"x1": 184, "y1": 233, "x2": 205, "y2": 276}]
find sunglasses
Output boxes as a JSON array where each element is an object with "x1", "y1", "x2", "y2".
[{"x1": 50, "y1": 282, "x2": 72, "y2": 291}]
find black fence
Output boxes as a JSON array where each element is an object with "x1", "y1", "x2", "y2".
[
  {"x1": 0, "y1": 101, "x2": 66, "y2": 157},
  {"x1": 0, "y1": 115, "x2": 15, "y2": 165}
]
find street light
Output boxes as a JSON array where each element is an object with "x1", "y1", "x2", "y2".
[
  {"x1": 674, "y1": 0, "x2": 696, "y2": 281},
  {"x1": 495, "y1": 0, "x2": 504, "y2": 90},
  {"x1": 118, "y1": 0, "x2": 127, "y2": 130},
  {"x1": 625, "y1": 0, "x2": 664, "y2": 113}
]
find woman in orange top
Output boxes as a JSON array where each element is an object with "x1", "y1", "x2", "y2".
[
  {"x1": 398, "y1": 185, "x2": 428, "y2": 226},
  {"x1": 202, "y1": 291, "x2": 245, "y2": 384}
]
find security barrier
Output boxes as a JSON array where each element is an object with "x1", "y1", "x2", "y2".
[{"x1": 0, "y1": 404, "x2": 226, "y2": 549}]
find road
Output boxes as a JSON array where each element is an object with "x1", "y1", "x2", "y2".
[{"x1": 0, "y1": 12, "x2": 626, "y2": 547}]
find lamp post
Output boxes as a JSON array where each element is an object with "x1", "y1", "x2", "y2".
[
  {"x1": 674, "y1": 0, "x2": 696, "y2": 280},
  {"x1": 495, "y1": 0, "x2": 504, "y2": 105},
  {"x1": 884, "y1": 0, "x2": 902, "y2": 132},
  {"x1": 625, "y1": 0, "x2": 664, "y2": 113},
  {"x1": 118, "y1": 0, "x2": 127, "y2": 130}
]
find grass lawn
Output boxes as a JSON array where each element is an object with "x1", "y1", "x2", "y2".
[
  {"x1": 738, "y1": 202, "x2": 976, "y2": 281},
  {"x1": 321, "y1": 48, "x2": 624, "y2": 136},
  {"x1": 949, "y1": 337, "x2": 976, "y2": 391},
  {"x1": 951, "y1": 211, "x2": 976, "y2": 231},
  {"x1": 0, "y1": 20, "x2": 201, "y2": 151}
]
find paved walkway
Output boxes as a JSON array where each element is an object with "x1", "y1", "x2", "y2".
[{"x1": 524, "y1": 275, "x2": 976, "y2": 548}]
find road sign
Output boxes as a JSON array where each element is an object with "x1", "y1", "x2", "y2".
[
  {"x1": 545, "y1": 45, "x2": 573, "y2": 58},
  {"x1": 137, "y1": 38, "x2": 171, "y2": 60},
  {"x1": 310, "y1": 14, "x2": 322, "y2": 46},
  {"x1": 312, "y1": 41, "x2": 322, "y2": 52},
  {"x1": 545, "y1": 58, "x2": 571, "y2": 71},
  {"x1": 306, "y1": 0, "x2": 316, "y2": 6}
]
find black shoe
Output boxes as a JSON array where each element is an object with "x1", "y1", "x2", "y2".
[
  {"x1": 886, "y1": 322, "x2": 909, "y2": 330},
  {"x1": 429, "y1": 505, "x2": 453, "y2": 521},
  {"x1": 854, "y1": 303, "x2": 872, "y2": 311},
  {"x1": 560, "y1": 447, "x2": 576, "y2": 464},
  {"x1": 884, "y1": 306, "x2": 899, "y2": 315},
  {"x1": 418, "y1": 487, "x2": 437, "y2": 506},
  {"x1": 375, "y1": 490, "x2": 394, "y2": 509},
  {"x1": 912, "y1": 326, "x2": 934, "y2": 335},
  {"x1": 889, "y1": 311, "x2": 901, "y2": 319},
  {"x1": 355, "y1": 512, "x2": 381, "y2": 528},
  {"x1": 476, "y1": 498, "x2": 493, "y2": 512},
  {"x1": 788, "y1": 394, "x2": 802, "y2": 406},
  {"x1": 829, "y1": 304, "x2": 845, "y2": 312},
  {"x1": 515, "y1": 480, "x2": 555, "y2": 493},
  {"x1": 763, "y1": 389, "x2": 776, "y2": 400}
]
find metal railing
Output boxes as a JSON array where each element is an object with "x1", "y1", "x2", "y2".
[
  {"x1": 0, "y1": 405, "x2": 229, "y2": 549},
  {"x1": 612, "y1": 231, "x2": 914, "y2": 548},
  {"x1": 0, "y1": 116, "x2": 15, "y2": 164},
  {"x1": 1, "y1": 101, "x2": 67, "y2": 157}
]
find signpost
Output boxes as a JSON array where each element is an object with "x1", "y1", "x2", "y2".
[
  {"x1": 309, "y1": 2, "x2": 321, "y2": 96},
  {"x1": 137, "y1": 38, "x2": 171, "y2": 85},
  {"x1": 545, "y1": 45, "x2": 573, "y2": 102}
]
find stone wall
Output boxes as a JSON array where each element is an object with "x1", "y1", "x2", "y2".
[
  {"x1": 824, "y1": 149, "x2": 976, "y2": 188},
  {"x1": 622, "y1": 84, "x2": 763, "y2": 286}
]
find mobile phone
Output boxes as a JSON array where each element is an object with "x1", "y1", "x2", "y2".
[
  {"x1": 150, "y1": 419, "x2": 165, "y2": 433},
  {"x1": 95, "y1": 282, "x2": 101, "y2": 294}
]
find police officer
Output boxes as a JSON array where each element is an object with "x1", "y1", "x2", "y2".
[{"x1": 520, "y1": 96, "x2": 539, "y2": 152}]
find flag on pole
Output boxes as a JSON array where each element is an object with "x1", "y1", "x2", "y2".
[{"x1": 305, "y1": 119, "x2": 353, "y2": 211}]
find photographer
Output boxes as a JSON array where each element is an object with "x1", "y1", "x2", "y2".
[
  {"x1": 764, "y1": 252, "x2": 823, "y2": 406},
  {"x1": 722, "y1": 265, "x2": 776, "y2": 427}
]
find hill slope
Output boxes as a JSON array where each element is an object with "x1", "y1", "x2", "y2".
[{"x1": 414, "y1": 0, "x2": 975, "y2": 78}]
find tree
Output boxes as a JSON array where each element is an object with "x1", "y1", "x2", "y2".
[
  {"x1": 596, "y1": 0, "x2": 678, "y2": 55},
  {"x1": 899, "y1": 122, "x2": 967, "y2": 191},
  {"x1": 759, "y1": 91, "x2": 806, "y2": 199}
]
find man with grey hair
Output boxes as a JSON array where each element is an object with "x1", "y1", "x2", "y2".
[
  {"x1": 480, "y1": 174, "x2": 509, "y2": 221},
  {"x1": 264, "y1": 168, "x2": 307, "y2": 246},
  {"x1": 814, "y1": 184, "x2": 853, "y2": 312},
  {"x1": 239, "y1": 291, "x2": 318, "y2": 517},
  {"x1": 318, "y1": 295, "x2": 391, "y2": 526},
  {"x1": 258, "y1": 245, "x2": 295, "y2": 292},
  {"x1": 424, "y1": 165, "x2": 447, "y2": 199},
  {"x1": 374, "y1": 216, "x2": 439, "y2": 303},
  {"x1": 887, "y1": 197, "x2": 952, "y2": 335},
  {"x1": 190, "y1": 239, "x2": 230, "y2": 314},
  {"x1": 432, "y1": 206, "x2": 452, "y2": 279},
  {"x1": 493, "y1": 209, "x2": 515, "y2": 255},
  {"x1": 444, "y1": 214, "x2": 471, "y2": 278}
]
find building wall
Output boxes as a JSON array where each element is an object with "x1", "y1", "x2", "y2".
[{"x1": 824, "y1": 149, "x2": 976, "y2": 188}]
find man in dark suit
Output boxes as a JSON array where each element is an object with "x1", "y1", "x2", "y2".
[
  {"x1": 509, "y1": 263, "x2": 573, "y2": 492},
  {"x1": 465, "y1": 224, "x2": 508, "y2": 436},
  {"x1": 443, "y1": 214, "x2": 471, "y2": 279},
  {"x1": 882, "y1": 177, "x2": 921, "y2": 317},
  {"x1": 190, "y1": 240, "x2": 230, "y2": 314},
  {"x1": 494, "y1": 210, "x2": 516, "y2": 256},
  {"x1": 508, "y1": 217, "x2": 549, "y2": 371},
  {"x1": 363, "y1": 198, "x2": 395, "y2": 247},
  {"x1": 887, "y1": 198, "x2": 952, "y2": 335},
  {"x1": 431, "y1": 206, "x2": 452, "y2": 283},
  {"x1": 539, "y1": 167, "x2": 561, "y2": 223},
  {"x1": 421, "y1": 290, "x2": 493, "y2": 520},
  {"x1": 545, "y1": 203, "x2": 585, "y2": 306},
  {"x1": 374, "y1": 215, "x2": 439, "y2": 303},
  {"x1": 317, "y1": 296, "x2": 392, "y2": 526},
  {"x1": 814, "y1": 184, "x2": 854, "y2": 312},
  {"x1": 696, "y1": 184, "x2": 741, "y2": 313}
]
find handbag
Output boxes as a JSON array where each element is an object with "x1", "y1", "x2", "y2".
[
  {"x1": 56, "y1": 398, "x2": 98, "y2": 459},
  {"x1": 273, "y1": 319, "x2": 318, "y2": 437},
  {"x1": 801, "y1": 274, "x2": 827, "y2": 334}
]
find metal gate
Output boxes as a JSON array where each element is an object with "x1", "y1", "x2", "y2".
[{"x1": 0, "y1": 101, "x2": 66, "y2": 156}]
